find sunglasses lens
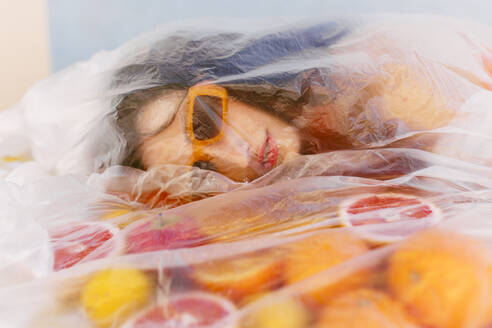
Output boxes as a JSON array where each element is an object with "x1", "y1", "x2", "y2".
[{"x1": 193, "y1": 95, "x2": 223, "y2": 140}]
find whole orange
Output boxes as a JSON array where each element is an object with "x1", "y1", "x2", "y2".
[
  {"x1": 316, "y1": 288, "x2": 417, "y2": 328},
  {"x1": 387, "y1": 229, "x2": 492, "y2": 328},
  {"x1": 283, "y1": 230, "x2": 369, "y2": 304}
]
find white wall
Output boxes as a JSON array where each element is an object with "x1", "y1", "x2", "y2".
[{"x1": 0, "y1": 0, "x2": 51, "y2": 110}]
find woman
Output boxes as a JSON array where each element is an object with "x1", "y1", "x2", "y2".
[
  {"x1": 2, "y1": 16, "x2": 489, "y2": 184},
  {"x1": 112, "y1": 17, "x2": 475, "y2": 183},
  {"x1": 112, "y1": 21, "x2": 352, "y2": 182}
]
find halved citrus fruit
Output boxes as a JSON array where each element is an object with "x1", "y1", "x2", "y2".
[
  {"x1": 50, "y1": 221, "x2": 123, "y2": 271},
  {"x1": 82, "y1": 268, "x2": 153, "y2": 328},
  {"x1": 191, "y1": 251, "x2": 282, "y2": 301},
  {"x1": 283, "y1": 231, "x2": 369, "y2": 304},
  {"x1": 241, "y1": 296, "x2": 310, "y2": 328},
  {"x1": 338, "y1": 193, "x2": 442, "y2": 243},
  {"x1": 316, "y1": 288, "x2": 418, "y2": 328},
  {"x1": 100, "y1": 204, "x2": 143, "y2": 228},
  {"x1": 123, "y1": 292, "x2": 236, "y2": 328},
  {"x1": 125, "y1": 215, "x2": 206, "y2": 254},
  {"x1": 387, "y1": 229, "x2": 492, "y2": 328}
]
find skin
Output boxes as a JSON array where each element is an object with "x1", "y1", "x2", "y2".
[{"x1": 135, "y1": 89, "x2": 301, "y2": 182}]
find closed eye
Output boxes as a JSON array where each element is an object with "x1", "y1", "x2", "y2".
[{"x1": 192, "y1": 160, "x2": 217, "y2": 172}]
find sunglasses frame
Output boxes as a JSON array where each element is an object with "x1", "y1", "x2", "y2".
[{"x1": 186, "y1": 84, "x2": 228, "y2": 165}]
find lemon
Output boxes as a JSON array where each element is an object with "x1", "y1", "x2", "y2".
[
  {"x1": 242, "y1": 297, "x2": 310, "y2": 328},
  {"x1": 81, "y1": 268, "x2": 152, "y2": 328}
]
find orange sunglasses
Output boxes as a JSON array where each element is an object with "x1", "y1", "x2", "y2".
[{"x1": 186, "y1": 84, "x2": 228, "y2": 165}]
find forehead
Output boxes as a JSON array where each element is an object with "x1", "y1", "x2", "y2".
[{"x1": 135, "y1": 89, "x2": 187, "y2": 135}]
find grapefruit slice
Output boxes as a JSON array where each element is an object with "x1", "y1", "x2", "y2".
[
  {"x1": 125, "y1": 215, "x2": 206, "y2": 254},
  {"x1": 338, "y1": 193, "x2": 442, "y2": 243},
  {"x1": 191, "y1": 251, "x2": 281, "y2": 301},
  {"x1": 50, "y1": 221, "x2": 123, "y2": 271},
  {"x1": 123, "y1": 292, "x2": 236, "y2": 328}
]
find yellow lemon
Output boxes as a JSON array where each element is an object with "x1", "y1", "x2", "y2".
[
  {"x1": 81, "y1": 268, "x2": 152, "y2": 328},
  {"x1": 242, "y1": 297, "x2": 310, "y2": 328},
  {"x1": 101, "y1": 208, "x2": 133, "y2": 220}
]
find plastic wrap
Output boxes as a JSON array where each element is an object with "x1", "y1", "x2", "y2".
[{"x1": 3, "y1": 14, "x2": 492, "y2": 327}]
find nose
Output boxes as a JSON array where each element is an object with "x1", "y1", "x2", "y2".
[
  {"x1": 195, "y1": 123, "x2": 263, "y2": 180},
  {"x1": 204, "y1": 123, "x2": 251, "y2": 165}
]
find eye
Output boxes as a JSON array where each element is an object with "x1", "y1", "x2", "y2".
[
  {"x1": 192, "y1": 95, "x2": 223, "y2": 140},
  {"x1": 192, "y1": 160, "x2": 217, "y2": 172}
]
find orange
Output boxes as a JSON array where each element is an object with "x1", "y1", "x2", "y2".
[
  {"x1": 241, "y1": 296, "x2": 310, "y2": 328},
  {"x1": 373, "y1": 63, "x2": 455, "y2": 131},
  {"x1": 387, "y1": 229, "x2": 492, "y2": 328},
  {"x1": 283, "y1": 231, "x2": 369, "y2": 304},
  {"x1": 316, "y1": 288, "x2": 417, "y2": 328},
  {"x1": 191, "y1": 250, "x2": 282, "y2": 302}
]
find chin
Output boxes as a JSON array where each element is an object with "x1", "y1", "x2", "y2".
[{"x1": 219, "y1": 166, "x2": 266, "y2": 183}]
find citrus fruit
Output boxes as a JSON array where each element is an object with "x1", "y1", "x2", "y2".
[
  {"x1": 387, "y1": 229, "x2": 492, "y2": 328},
  {"x1": 50, "y1": 221, "x2": 123, "y2": 271},
  {"x1": 101, "y1": 207, "x2": 133, "y2": 220},
  {"x1": 81, "y1": 268, "x2": 153, "y2": 328},
  {"x1": 316, "y1": 288, "x2": 417, "y2": 328},
  {"x1": 123, "y1": 292, "x2": 236, "y2": 328},
  {"x1": 283, "y1": 231, "x2": 369, "y2": 304},
  {"x1": 125, "y1": 215, "x2": 206, "y2": 254},
  {"x1": 191, "y1": 251, "x2": 281, "y2": 301},
  {"x1": 339, "y1": 193, "x2": 442, "y2": 243},
  {"x1": 375, "y1": 63, "x2": 454, "y2": 131},
  {"x1": 241, "y1": 296, "x2": 310, "y2": 328},
  {"x1": 100, "y1": 205, "x2": 145, "y2": 229}
]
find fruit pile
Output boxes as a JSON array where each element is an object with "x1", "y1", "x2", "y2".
[
  {"x1": 44, "y1": 226, "x2": 492, "y2": 328},
  {"x1": 12, "y1": 189, "x2": 492, "y2": 328}
]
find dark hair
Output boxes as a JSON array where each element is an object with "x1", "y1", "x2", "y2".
[{"x1": 113, "y1": 21, "x2": 349, "y2": 168}]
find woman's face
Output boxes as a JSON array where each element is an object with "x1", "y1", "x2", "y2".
[{"x1": 135, "y1": 89, "x2": 301, "y2": 182}]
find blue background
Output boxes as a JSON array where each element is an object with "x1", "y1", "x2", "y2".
[{"x1": 47, "y1": 0, "x2": 489, "y2": 71}]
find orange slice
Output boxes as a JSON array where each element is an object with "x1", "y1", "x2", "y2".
[
  {"x1": 191, "y1": 251, "x2": 282, "y2": 301},
  {"x1": 339, "y1": 193, "x2": 442, "y2": 243}
]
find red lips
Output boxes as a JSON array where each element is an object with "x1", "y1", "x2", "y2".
[{"x1": 257, "y1": 131, "x2": 279, "y2": 171}]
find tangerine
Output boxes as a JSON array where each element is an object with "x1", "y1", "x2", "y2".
[
  {"x1": 283, "y1": 231, "x2": 369, "y2": 304},
  {"x1": 316, "y1": 288, "x2": 417, "y2": 328},
  {"x1": 387, "y1": 229, "x2": 492, "y2": 328}
]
